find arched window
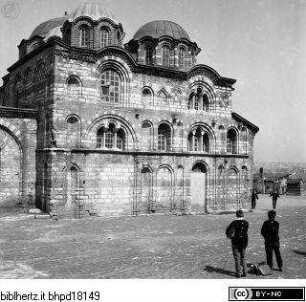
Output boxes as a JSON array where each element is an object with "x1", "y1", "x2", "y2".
[
  {"x1": 241, "y1": 127, "x2": 248, "y2": 154},
  {"x1": 141, "y1": 121, "x2": 153, "y2": 150},
  {"x1": 96, "y1": 124, "x2": 126, "y2": 150},
  {"x1": 227, "y1": 129, "x2": 237, "y2": 154},
  {"x1": 188, "y1": 128, "x2": 210, "y2": 152},
  {"x1": 218, "y1": 125, "x2": 226, "y2": 153},
  {"x1": 203, "y1": 94, "x2": 209, "y2": 111},
  {"x1": 24, "y1": 68, "x2": 31, "y2": 85},
  {"x1": 100, "y1": 27, "x2": 110, "y2": 47},
  {"x1": 203, "y1": 133, "x2": 210, "y2": 152},
  {"x1": 145, "y1": 46, "x2": 153, "y2": 65},
  {"x1": 195, "y1": 88, "x2": 203, "y2": 110},
  {"x1": 66, "y1": 116, "x2": 80, "y2": 148},
  {"x1": 101, "y1": 69, "x2": 121, "y2": 103},
  {"x1": 178, "y1": 47, "x2": 185, "y2": 68},
  {"x1": 158, "y1": 123, "x2": 171, "y2": 151},
  {"x1": 188, "y1": 92, "x2": 194, "y2": 109},
  {"x1": 116, "y1": 128, "x2": 125, "y2": 150},
  {"x1": 67, "y1": 76, "x2": 81, "y2": 97},
  {"x1": 30, "y1": 42, "x2": 40, "y2": 51},
  {"x1": 142, "y1": 87, "x2": 152, "y2": 105},
  {"x1": 96, "y1": 127, "x2": 104, "y2": 148},
  {"x1": 162, "y1": 46, "x2": 171, "y2": 67},
  {"x1": 105, "y1": 125, "x2": 115, "y2": 149},
  {"x1": 192, "y1": 162, "x2": 207, "y2": 173},
  {"x1": 80, "y1": 26, "x2": 90, "y2": 47},
  {"x1": 67, "y1": 76, "x2": 79, "y2": 86},
  {"x1": 194, "y1": 96, "x2": 199, "y2": 110},
  {"x1": 34, "y1": 62, "x2": 47, "y2": 82}
]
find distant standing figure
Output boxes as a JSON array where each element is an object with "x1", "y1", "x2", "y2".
[
  {"x1": 270, "y1": 191, "x2": 280, "y2": 209},
  {"x1": 226, "y1": 209, "x2": 249, "y2": 278},
  {"x1": 251, "y1": 189, "x2": 258, "y2": 210},
  {"x1": 261, "y1": 210, "x2": 283, "y2": 271}
]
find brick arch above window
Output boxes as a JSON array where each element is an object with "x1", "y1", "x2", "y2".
[{"x1": 85, "y1": 114, "x2": 137, "y2": 150}]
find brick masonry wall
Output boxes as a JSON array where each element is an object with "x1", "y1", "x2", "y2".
[
  {"x1": 0, "y1": 116, "x2": 36, "y2": 208},
  {"x1": 46, "y1": 49, "x2": 256, "y2": 217},
  {"x1": 0, "y1": 42, "x2": 256, "y2": 217}
]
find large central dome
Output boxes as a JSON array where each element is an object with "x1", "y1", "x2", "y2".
[
  {"x1": 133, "y1": 20, "x2": 191, "y2": 41},
  {"x1": 68, "y1": 1, "x2": 118, "y2": 24}
]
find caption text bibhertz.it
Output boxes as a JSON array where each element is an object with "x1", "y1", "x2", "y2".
[{"x1": 0, "y1": 291, "x2": 101, "y2": 302}]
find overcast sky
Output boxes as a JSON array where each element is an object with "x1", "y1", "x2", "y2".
[{"x1": 0, "y1": 0, "x2": 305, "y2": 163}]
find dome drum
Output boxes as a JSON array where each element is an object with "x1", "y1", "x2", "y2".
[{"x1": 126, "y1": 20, "x2": 200, "y2": 70}]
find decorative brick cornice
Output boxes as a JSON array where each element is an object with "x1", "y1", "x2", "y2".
[
  {"x1": 188, "y1": 64, "x2": 236, "y2": 88},
  {"x1": 7, "y1": 37, "x2": 235, "y2": 87},
  {"x1": 0, "y1": 106, "x2": 38, "y2": 119},
  {"x1": 37, "y1": 148, "x2": 249, "y2": 158}
]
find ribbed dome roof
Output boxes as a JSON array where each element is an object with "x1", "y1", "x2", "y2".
[
  {"x1": 30, "y1": 17, "x2": 67, "y2": 39},
  {"x1": 68, "y1": 1, "x2": 118, "y2": 24},
  {"x1": 133, "y1": 20, "x2": 191, "y2": 41}
]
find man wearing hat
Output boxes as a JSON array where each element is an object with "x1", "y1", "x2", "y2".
[
  {"x1": 226, "y1": 209, "x2": 249, "y2": 278},
  {"x1": 261, "y1": 210, "x2": 283, "y2": 271}
]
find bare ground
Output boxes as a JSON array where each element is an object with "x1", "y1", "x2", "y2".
[{"x1": 0, "y1": 194, "x2": 305, "y2": 279}]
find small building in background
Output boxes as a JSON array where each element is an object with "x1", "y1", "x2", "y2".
[
  {"x1": 253, "y1": 172, "x2": 289, "y2": 194},
  {"x1": 287, "y1": 173, "x2": 306, "y2": 196}
]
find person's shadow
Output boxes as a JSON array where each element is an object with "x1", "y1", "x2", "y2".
[
  {"x1": 204, "y1": 262, "x2": 263, "y2": 277},
  {"x1": 292, "y1": 250, "x2": 306, "y2": 256},
  {"x1": 204, "y1": 265, "x2": 236, "y2": 277}
]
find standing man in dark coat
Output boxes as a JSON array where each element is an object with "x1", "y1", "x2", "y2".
[
  {"x1": 251, "y1": 189, "x2": 258, "y2": 210},
  {"x1": 270, "y1": 190, "x2": 280, "y2": 209},
  {"x1": 226, "y1": 209, "x2": 249, "y2": 278},
  {"x1": 261, "y1": 210, "x2": 283, "y2": 271}
]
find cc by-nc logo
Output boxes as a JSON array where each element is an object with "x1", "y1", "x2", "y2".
[{"x1": 233, "y1": 288, "x2": 253, "y2": 300}]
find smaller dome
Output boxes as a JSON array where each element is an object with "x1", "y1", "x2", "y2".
[
  {"x1": 30, "y1": 17, "x2": 67, "y2": 39},
  {"x1": 44, "y1": 26, "x2": 62, "y2": 41},
  {"x1": 68, "y1": 1, "x2": 119, "y2": 24},
  {"x1": 133, "y1": 20, "x2": 191, "y2": 41}
]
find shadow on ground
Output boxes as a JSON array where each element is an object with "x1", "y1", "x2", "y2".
[
  {"x1": 292, "y1": 250, "x2": 306, "y2": 257},
  {"x1": 204, "y1": 265, "x2": 235, "y2": 277}
]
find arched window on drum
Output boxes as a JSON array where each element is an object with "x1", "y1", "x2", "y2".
[
  {"x1": 162, "y1": 46, "x2": 171, "y2": 67},
  {"x1": 100, "y1": 27, "x2": 110, "y2": 47},
  {"x1": 79, "y1": 25, "x2": 90, "y2": 48},
  {"x1": 178, "y1": 47, "x2": 185, "y2": 68}
]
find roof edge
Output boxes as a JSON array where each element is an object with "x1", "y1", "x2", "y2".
[{"x1": 232, "y1": 112, "x2": 259, "y2": 133}]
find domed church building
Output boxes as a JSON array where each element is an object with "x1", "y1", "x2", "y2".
[{"x1": 0, "y1": 1, "x2": 259, "y2": 217}]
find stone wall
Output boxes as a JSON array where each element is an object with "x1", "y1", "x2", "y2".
[
  {"x1": 0, "y1": 110, "x2": 37, "y2": 209},
  {"x1": 43, "y1": 48, "x2": 257, "y2": 217}
]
